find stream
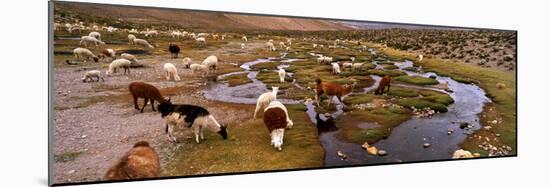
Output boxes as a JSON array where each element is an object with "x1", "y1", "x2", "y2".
[{"x1": 202, "y1": 53, "x2": 491, "y2": 167}]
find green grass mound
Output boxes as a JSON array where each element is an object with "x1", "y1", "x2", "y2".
[
  {"x1": 221, "y1": 73, "x2": 252, "y2": 87},
  {"x1": 394, "y1": 75, "x2": 439, "y2": 85},
  {"x1": 367, "y1": 69, "x2": 406, "y2": 77}
]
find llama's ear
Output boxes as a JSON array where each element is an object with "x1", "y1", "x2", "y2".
[{"x1": 166, "y1": 98, "x2": 171, "y2": 103}]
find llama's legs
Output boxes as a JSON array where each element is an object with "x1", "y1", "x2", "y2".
[
  {"x1": 194, "y1": 127, "x2": 201, "y2": 143},
  {"x1": 337, "y1": 96, "x2": 343, "y2": 105},
  {"x1": 141, "y1": 98, "x2": 149, "y2": 113},
  {"x1": 200, "y1": 126, "x2": 205, "y2": 140},
  {"x1": 165, "y1": 71, "x2": 170, "y2": 80},
  {"x1": 315, "y1": 94, "x2": 320, "y2": 107},
  {"x1": 150, "y1": 99, "x2": 156, "y2": 111},
  {"x1": 166, "y1": 124, "x2": 177, "y2": 143},
  {"x1": 286, "y1": 118, "x2": 294, "y2": 129},
  {"x1": 132, "y1": 95, "x2": 139, "y2": 110},
  {"x1": 253, "y1": 103, "x2": 261, "y2": 119}
]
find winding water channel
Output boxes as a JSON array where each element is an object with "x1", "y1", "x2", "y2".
[{"x1": 203, "y1": 53, "x2": 491, "y2": 166}]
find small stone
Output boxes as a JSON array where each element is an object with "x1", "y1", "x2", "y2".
[
  {"x1": 67, "y1": 170, "x2": 76, "y2": 174},
  {"x1": 460, "y1": 122, "x2": 469, "y2": 129},
  {"x1": 362, "y1": 142, "x2": 378, "y2": 155},
  {"x1": 495, "y1": 133, "x2": 501, "y2": 137},
  {"x1": 423, "y1": 143, "x2": 431, "y2": 148},
  {"x1": 361, "y1": 142, "x2": 370, "y2": 150},
  {"x1": 81, "y1": 135, "x2": 87, "y2": 138},
  {"x1": 505, "y1": 146, "x2": 512, "y2": 152},
  {"x1": 483, "y1": 126, "x2": 492, "y2": 130},
  {"x1": 337, "y1": 151, "x2": 347, "y2": 160},
  {"x1": 377, "y1": 150, "x2": 387, "y2": 156},
  {"x1": 452, "y1": 149, "x2": 474, "y2": 159},
  {"x1": 366, "y1": 146, "x2": 378, "y2": 155}
]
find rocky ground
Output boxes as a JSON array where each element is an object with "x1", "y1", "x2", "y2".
[{"x1": 52, "y1": 57, "x2": 253, "y2": 183}]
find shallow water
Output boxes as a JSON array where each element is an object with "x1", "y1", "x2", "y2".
[
  {"x1": 203, "y1": 55, "x2": 300, "y2": 105},
  {"x1": 320, "y1": 60, "x2": 490, "y2": 166},
  {"x1": 203, "y1": 55, "x2": 491, "y2": 167}
]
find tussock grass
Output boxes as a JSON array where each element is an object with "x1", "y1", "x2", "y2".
[{"x1": 162, "y1": 104, "x2": 323, "y2": 176}]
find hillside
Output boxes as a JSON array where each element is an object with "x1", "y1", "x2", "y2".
[{"x1": 54, "y1": 2, "x2": 351, "y2": 31}]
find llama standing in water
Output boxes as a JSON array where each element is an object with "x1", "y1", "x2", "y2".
[
  {"x1": 315, "y1": 79, "x2": 354, "y2": 108},
  {"x1": 374, "y1": 75, "x2": 391, "y2": 95}
]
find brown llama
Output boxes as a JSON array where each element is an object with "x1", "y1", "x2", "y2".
[
  {"x1": 315, "y1": 78, "x2": 354, "y2": 108},
  {"x1": 374, "y1": 75, "x2": 391, "y2": 95},
  {"x1": 129, "y1": 82, "x2": 168, "y2": 112},
  {"x1": 104, "y1": 141, "x2": 160, "y2": 180},
  {"x1": 263, "y1": 101, "x2": 292, "y2": 151}
]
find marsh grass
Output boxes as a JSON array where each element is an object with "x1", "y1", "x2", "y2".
[
  {"x1": 394, "y1": 75, "x2": 439, "y2": 86},
  {"x1": 221, "y1": 73, "x2": 252, "y2": 87},
  {"x1": 162, "y1": 104, "x2": 323, "y2": 176},
  {"x1": 375, "y1": 45, "x2": 516, "y2": 153}
]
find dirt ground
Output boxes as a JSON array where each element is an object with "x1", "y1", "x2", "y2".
[{"x1": 52, "y1": 56, "x2": 253, "y2": 183}]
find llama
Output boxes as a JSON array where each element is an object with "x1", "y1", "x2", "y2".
[
  {"x1": 88, "y1": 31, "x2": 101, "y2": 40},
  {"x1": 168, "y1": 43, "x2": 180, "y2": 58},
  {"x1": 342, "y1": 62, "x2": 353, "y2": 70},
  {"x1": 163, "y1": 63, "x2": 181, "y2": 81},
  {"x1": 266, "y1": 42, "x2": 276, "y2": 51},
  {"x1": 315, "y1": 79, "x2": 354, "y2": 107},
  {"x1": 331, "y1": 62, "x2": 341, "y2": 74},
  {"x1": 278, "y1": 68, "x2": 286, "y2": 83},
  {"x1": 106, "y1": 59, "x2": 131, "y2": 75},
  {"x1": 128, "y1": 34, "x2": 136, "y2": 44},
  {"x1": 158, "y1": 101, "x2": 228, "y2": 143},
  {"x1": 374, "y1": 75, "x2": 391, "y2": 95},
  {"x1": 417, "y1": 54, "x2": 424, "y2": 62},
  {"x1": 128, "y1": 82, "x2": 168, "y2": 112},
  {"x1": 352, "y1": 63, "x2": 364, "y2": 72},
  {"x1": 253, "y1": 87, "x2": 279, "y2": 119},
  {"x1": 80, "y1": 36, "x2": 104, "y2": 47},
  {"x1": 145, "y1": 30, "x2": 158, "y2": 37},
  {"x1": 317, "y1": 56, "x2": 333, "y2": 64},
  {"x1": 190, "y1": 64, "x2": 208, "y2": 77},
  {"x1": 133, "y1": 38, "x2": 154, "y2": 49},
  {"x1": 121, "y1": 53, "x2": 138, "y2": 63},
  {"x1": 263, "y1": 100, "x2": 292, "y2": 151},
  {"x1": 82, "y1": 70, "x2": 104, "y2": 82},
  {"x1": 104, "y1": 141, "x2": 160, "y2": 180},
  {"x1": 201, "y1": 55, "x2": 219, "y2": 73},
  {"x1": 196, "y1": 37, "x2": 206, "y2": 46},
  {"x1": 99, "y1": 49, "x2": 116, "y2": 61},
  {"x1": 73, "y1": 48, "x2": 99, "y2": 63},
  {"x1": 182, "y1": 57, "x2": 192, "y2": 68}
]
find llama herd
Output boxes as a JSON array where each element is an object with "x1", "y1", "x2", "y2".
[{"x1": 60, "y1": 27, "x2": 400, "y2": 181}]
